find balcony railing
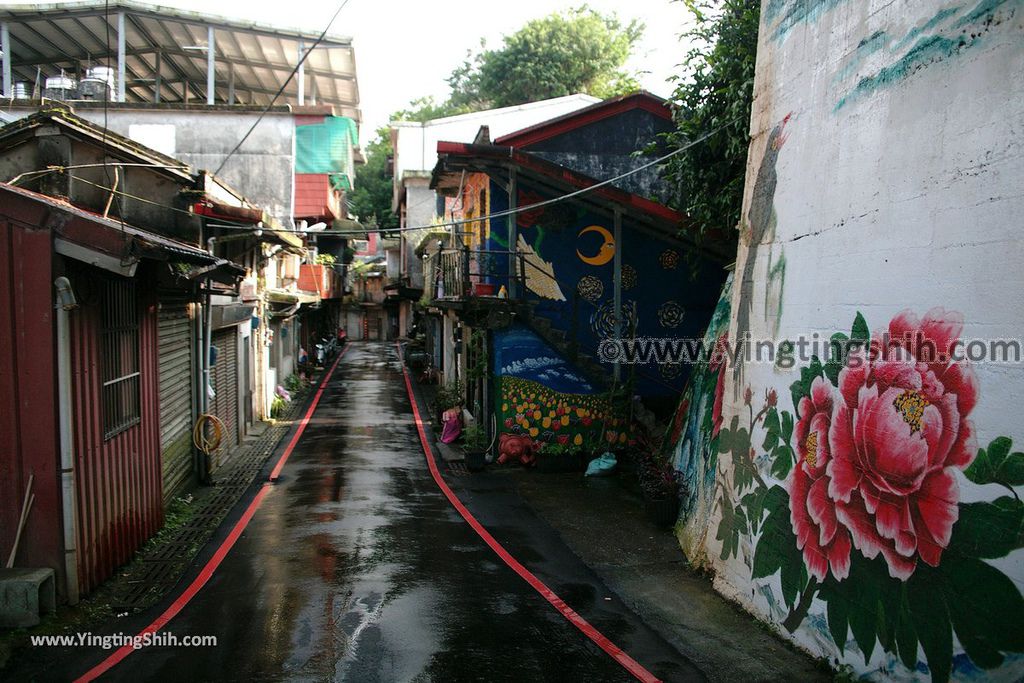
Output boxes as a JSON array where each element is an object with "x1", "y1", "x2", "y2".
[{"x1": 425, "y1": 248, "x2": 526, "y2": 303}]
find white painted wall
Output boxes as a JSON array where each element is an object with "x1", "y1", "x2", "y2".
[{"x1": 702, "y1": 1, "x2": 1024, "y2": 680}]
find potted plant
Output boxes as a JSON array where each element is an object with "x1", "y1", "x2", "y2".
[
  {"x1": 462, "y1": 424, "x2": 488, "y2": 472},
  {"x1": 536, "y1": 440, "x2": 580, "y2": 473},
  {"x1": 637, "y1": 453, "x2": 684, "y2": 528},
  {"x1": 433, "y1": 379, "x2": 464, "y2": 423}
]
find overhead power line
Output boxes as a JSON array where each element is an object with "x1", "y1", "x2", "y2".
[
  {"x1": 4, "y1": 119, "x2": 735, "y2": 241},
  {"x1": 215, "y1": 119, "x2": 738, "y2": 237}
]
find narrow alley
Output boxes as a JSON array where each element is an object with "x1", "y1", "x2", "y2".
[
  {"x1": 2, "y1": 2, "x2": 1021, "y2": 681},
  {"x1": 52, "y1": 343, "x2": 702, "y2": 682}
]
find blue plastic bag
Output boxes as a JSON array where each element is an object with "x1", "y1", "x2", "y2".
[{"x1": 585, "y1": 452, "x2": 617, "y2": 477}]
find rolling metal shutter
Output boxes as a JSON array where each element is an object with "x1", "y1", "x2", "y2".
[
  {"x1": 157, "y1": 296, "x2": 194, "y2": 502},
  {"x1": 211, "y1": 327, "x2": 239, "y2": 453}
]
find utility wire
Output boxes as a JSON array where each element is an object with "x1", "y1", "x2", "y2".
[
  {"x1": 6, "y1": 162, "x2": 191, "y2": 186},
  {"x1": 9, "y1": 118, "x2": 737, "y2": 252},
  {"x1": 211, "y1": 119, "x2": 737, "y2": 237},
  {"x1": 213, "y1": 0, "x2": 351, "y2": 176}
]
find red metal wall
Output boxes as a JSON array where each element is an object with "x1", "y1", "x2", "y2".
[
  {"x1": 0, "y1": 212, "x2": 64, "y2": 590},
  {"x1": 67, "y1": 263, "x2": 164, "y2": 594}
]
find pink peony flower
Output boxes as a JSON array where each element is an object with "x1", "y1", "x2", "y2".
[
  {"x1": 827, "y1": 308, "x2": 977, "y2": 580},
  {"x1": 788, "y1": 376, "x2": 852, "y2": 581}
]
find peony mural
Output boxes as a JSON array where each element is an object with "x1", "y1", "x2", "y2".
[
  {"x1": 664, "y1": 275, "x2": 732, "y2": 558},
  {"x1": 714, "y1": 309, "x2": 1024, "y2": 681}
]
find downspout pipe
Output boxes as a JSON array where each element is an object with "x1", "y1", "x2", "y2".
[
  {"x1": 202, "y1": 237, "x2": 216, "y2": 484},
  {"x1": 193, "y1": 281, "x2": 205, "y2": 483},
  {"x1": 54, "y1": 276, "x2": 80, "y2": 605}
]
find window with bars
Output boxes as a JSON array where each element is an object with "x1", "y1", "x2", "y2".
[{"x1": 101, "y1": 279, "x2": 141, "y2": 439}]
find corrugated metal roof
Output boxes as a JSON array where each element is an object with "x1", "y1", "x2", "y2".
[
  {"x1": 0, "y1": 180, "x2": 224, "y2": 263},
  {"x1": 0, "y1": 1, "x2": 359, "y2": 114}
]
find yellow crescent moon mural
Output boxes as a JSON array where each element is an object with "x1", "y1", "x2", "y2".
[{"x1": 576, "y1": 225, "x2": 615, "y2": 266}]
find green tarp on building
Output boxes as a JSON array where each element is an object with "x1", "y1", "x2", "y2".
[{"x1": 295, "y1": 116, "x2": 358, "y2": 190}]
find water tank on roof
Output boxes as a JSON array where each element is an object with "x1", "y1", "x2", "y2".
[
  {"x1": 77, "y1": 66, "x2": 116, "y2": 101},
  {"x1": 44, "y1": 75, "x2": 77, "y2": 101}
]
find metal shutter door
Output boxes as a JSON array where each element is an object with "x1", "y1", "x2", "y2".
[
  {"x1": 211, "y1": 327, "x2": 239, "y2": 452},
  {"x1": 157, "y1": 297, "x2": 194, "y2": 501}
]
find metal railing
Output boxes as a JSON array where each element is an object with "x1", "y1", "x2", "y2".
[{"x1": 426, "y1": 247, "x2": 526, "y2": 302}]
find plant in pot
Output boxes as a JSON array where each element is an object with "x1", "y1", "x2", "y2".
[
  {"x1": 536, "y1": 440, "x2": 579, "y2": 473},
  {"x1": 433, "y1": 379, "x2": 464, "y2": 423},
  {"x1": 637, "y1": 453, "x2": 684, "y2": 528},
  {"x1": 462, "y1": 424, "x2": 488, "y2": 472}
]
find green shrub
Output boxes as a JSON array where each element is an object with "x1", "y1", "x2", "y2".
[{"x1": 270, "y1": 396, "x2": 286, "y2": 418}]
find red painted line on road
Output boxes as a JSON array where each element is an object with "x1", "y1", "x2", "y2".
[
  {"x1": 270, "y1": 343, "x2": 350, "y2": 481},
  {"x1": 396, "y1": 343, "x2": 661, "y2": 683},
  {"x1": 75, "y1": 345, "x2": 350, "y2": 683}
]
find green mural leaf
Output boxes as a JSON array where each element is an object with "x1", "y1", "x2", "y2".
[
  {"x1": 943, "y1": 555, "x2": 1024, "y2": 669},
  {"x1": 808, "y1": 355, "x2": 824, "y2": 383},
  {"x1": 751, "y1": 486, "x2": 804, "y2": 607},
  {"x1": 964, "y1": 444, "x2": 997, "y2": 484},
  {"x1": 851, "y1": 311, "x2": 870, "y2": 342},
  {"x1": 895, "y1": 587, "x2": 919, "y2": 670},
  {"x1": 716, "y1": 493, "x2": 747, "y2": 561},
  {"x1": 826, "y1": 594, "x2": 850, "y2": 655},
  {"x1": 741, "y1": 488, "x2": 770, "y2": 535},
  {"x1": 824, "y1": 333, "x2": 850, "y2": 386},
  {"x1": 998, "y1": 453, "x2": 1024, "y2": 486},
  {"x1": 875, "y1": 572, "x2": 903, "y2": 656},
  {"x1": 770, "y1": 445, "x2": 794, "y2": 479},
  {"x1": 790, "y1": 379, "x2": 805, "y2": 419},
  {"x1": 986, "y1": 436, "x2": 1012, "y2": 469},
  {"x1": 948, "y1": 497, "x2": 1024, "y2": 559},
  {"x1": 908, "y1": 565, "x2": 953, "y2": 683},
  {"x1": 847, "y1": 588, "x2": 878, "y2": 663},
  {"x1": 762, "y1": 407, "x2": 780, "y2": 451},
  {"x1": 790, "y1": 361, "x2": 825, "y2": 419},
  {"x1": 964, "y1": 437, "x2": 1024, "y2": 488},
  {"x1": 780, "y1": 410, "x2": 794, "y2": 443},
  {"x1": 823, "y1": 359, "x2": 842, "y2": 386},
  {"x1": 779, "y1": 551, "x2": 806, "y2": 608},
  {"x1": 717, "y1": 416, "x2": 742, "y2": 453}
]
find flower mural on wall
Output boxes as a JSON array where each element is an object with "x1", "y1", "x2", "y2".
[
  {"x1": 659, "y1": 249, "x2": 680, "y2": 270},
  {"x1": 576, "y1": 275, "x2": 604, "y2": 303},
  {"x1": 658, "y1": 301, "x2": 685, "y2": 329},
  {"x1": 590, "y1": 299, "x2": 638, "y2": 339},
  {"x1": 714, "y1": 308, "x2": 1024, "y2": 682},
  {"x1": 830, "y1": 309, "x2": 977, "y2": 580},
  {"x1": 790, "y1": 376, "x2": 852, "y2": 582}
]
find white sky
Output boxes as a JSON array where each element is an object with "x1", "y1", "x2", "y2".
[{"x1": 6, "y1": 0, "x2": 695, "y2": 146}]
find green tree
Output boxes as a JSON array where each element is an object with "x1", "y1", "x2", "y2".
[
  {"x1": 391, "y1": 96, "x2": 471, "y2": 123},
  {"x1": 348, "y1": 128, "x2": 398, "y2": 232},
  {"x1": 447, "y1": 7, "x2": 643, "y2": 110},
  {"x1": 662, "y1": 0, "x2": 760, "y2": 239}
]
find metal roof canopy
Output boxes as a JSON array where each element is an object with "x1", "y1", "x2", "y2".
[{"x1": 0, "y1": 1, "x2": 359, "y2": 113}]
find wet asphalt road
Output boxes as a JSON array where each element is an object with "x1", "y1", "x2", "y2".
[{"x1": 66, "y1": 343, "x2": 702, "y2": 682}]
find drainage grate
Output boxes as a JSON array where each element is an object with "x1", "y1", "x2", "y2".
[{"x1": 447, "y1": 461, "x2": 469, "y2": 476}]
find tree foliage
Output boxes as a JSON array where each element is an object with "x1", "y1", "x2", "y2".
[
  {"x1": 348, "y1": 128, "x2": 397, "y2": 231},
  {"x1": 662, "y1": 0, "x2": 760, "y2": 239},
  {"x1": 356, "y1": 6, "x2": 645, "y2": 230},
  {"x1": 447, "y1": 8, "x2": 643, "y2": 110}
]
